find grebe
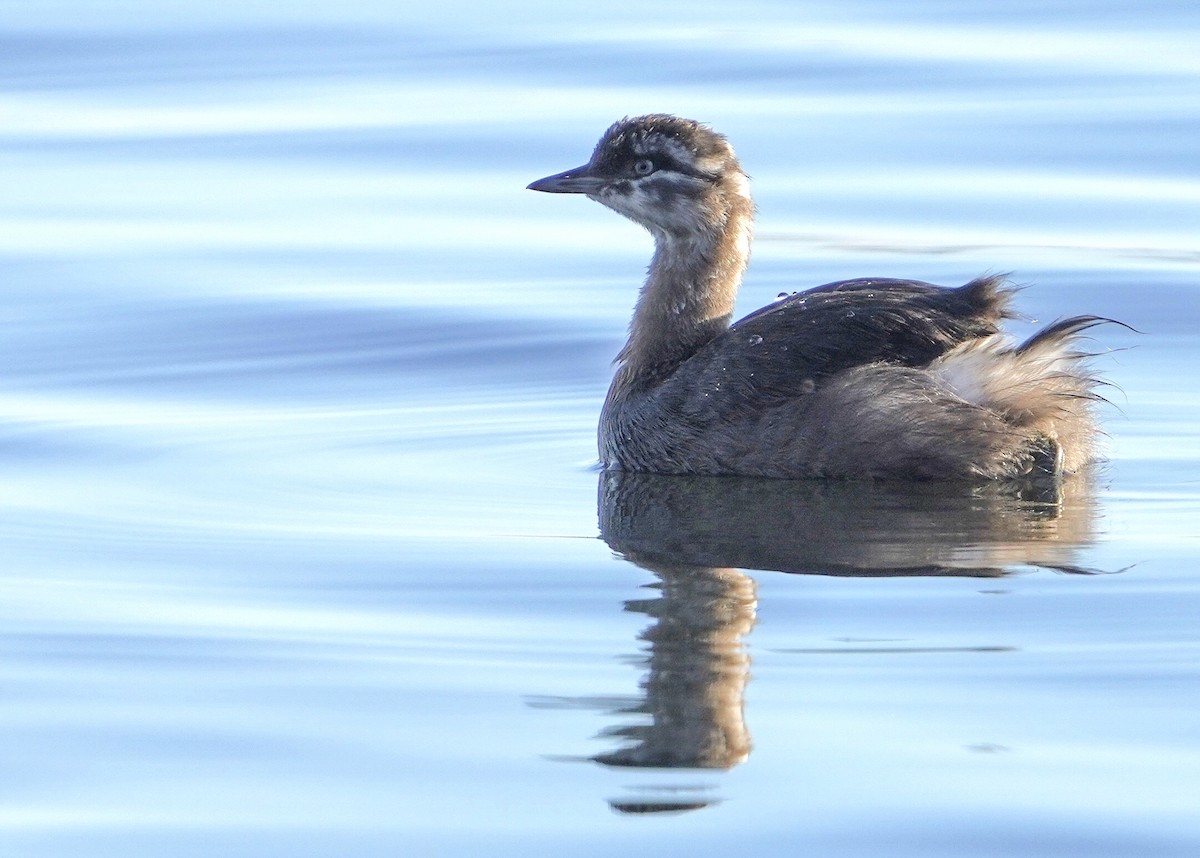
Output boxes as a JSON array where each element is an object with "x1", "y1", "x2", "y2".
[{"x1": 528, "y1": 114, "x2": 1111, "y2": 481}]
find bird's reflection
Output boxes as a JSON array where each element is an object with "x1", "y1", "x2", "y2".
[
  {"x1": 600, "y1": 470, "x2": 1099, "y2": 579},
  {"x1": 540, "y1": 471, "x2": 1101, "y2": 814},
  {"x1": 592, "y1": 562, "x2": 756, "y2": 773}
]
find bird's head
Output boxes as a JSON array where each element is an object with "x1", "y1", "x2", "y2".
[{"x1": 528, "y1": 115, "x2": 751, "y2": 240}]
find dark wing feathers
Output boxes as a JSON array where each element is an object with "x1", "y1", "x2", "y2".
[
  {"x1": 655, "y1": 275, "x2": 1012, "y2": 419},
  {"x1": 735, "y1": 275, "x2": 1009, "y2": 367}
]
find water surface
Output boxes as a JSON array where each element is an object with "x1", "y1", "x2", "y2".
[{"x1": 1, "y1": 1, "x2": 1198, "y2": 855}]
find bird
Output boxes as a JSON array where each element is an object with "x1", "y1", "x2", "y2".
[{"x1": 527, "y1": 114, "x2": 1114, "y2": 482}]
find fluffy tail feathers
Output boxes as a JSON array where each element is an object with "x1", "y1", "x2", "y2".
[{"x1": 931, "y1": 315, "x2": 1120, "y2": 475}]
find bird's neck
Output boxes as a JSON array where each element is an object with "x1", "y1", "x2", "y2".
[{"x1": 612, "y1": 210, "x2": 752, "y2": 394}]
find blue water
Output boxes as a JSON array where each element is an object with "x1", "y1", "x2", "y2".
[{"x1": 1, "y1": 2, "x2": 1198, "y2": 855}]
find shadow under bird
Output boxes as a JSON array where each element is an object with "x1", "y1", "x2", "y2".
[{"x1": 528, "y1": 114, "x2": 1117, "y2": 481}]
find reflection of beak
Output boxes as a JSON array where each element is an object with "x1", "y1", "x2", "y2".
[{"x1": 526, "y1": 164, "x2": 607, "y2": 194}]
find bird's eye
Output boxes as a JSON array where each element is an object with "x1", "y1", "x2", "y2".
[{"x1": 633, "y1": 159, "x2": 655, "y2": 177}]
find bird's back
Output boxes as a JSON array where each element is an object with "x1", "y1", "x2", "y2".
[{"x1": 707, "y1": 274, "x2": 1010, "y2": 401}]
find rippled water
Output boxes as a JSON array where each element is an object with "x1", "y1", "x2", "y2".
[{"x1": 2, "y1": 2, "x2": 1198, "y2": 855}]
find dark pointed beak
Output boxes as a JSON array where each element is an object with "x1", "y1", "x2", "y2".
[{"x1": 527, "y1": 164, "x2": 607, "y2": 194}]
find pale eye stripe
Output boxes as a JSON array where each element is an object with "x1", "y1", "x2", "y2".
[{"x1": 636, "y1": 153, "x2": 719, "y2": 182}]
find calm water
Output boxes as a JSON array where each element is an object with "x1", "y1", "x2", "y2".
[{"x1": 2, "y1": 1, "x2": 1198, "y2": 855}]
